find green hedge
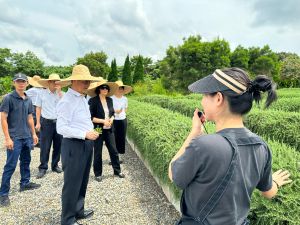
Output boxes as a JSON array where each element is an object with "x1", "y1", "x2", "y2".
[
  {"x1": 245, "y1": 110, "x2": 300, "y2": 151},
  {"x1": 127, "y1": 99, "x2": 300, "y2": 224},
  {"x1": 249, "y1": 139, "x2": 300, "y2": 225},
  {"x1": 134, "y1": 95, "x2": 300, "y2": 151},
  {"x1": 266, "y1": 98, "x2": 300, "y2": 112}
]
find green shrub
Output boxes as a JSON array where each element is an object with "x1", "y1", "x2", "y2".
[
  {"x1": 249, "y1": 140, "x2": 300, "y2": 225},
  {"x1": 127, "y1": 99, "x2": 300, "y2": 224},
  {"x1": 245, "y1": 109, "x2": 300, "y2": 151},
  {"x1": 134, "y1": 95, "x2": 300, "y2": 151},
  {"x1": 127, "y1": 99, "x2": 214, "y2": 196},
  {"x1": 266, "y1": 98, "x2": 300, "y2": 112}
]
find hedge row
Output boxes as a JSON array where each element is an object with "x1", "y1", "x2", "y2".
[
  {"x1": 266, "y1": 98, "x2": 300, "y2": 112},
  {"x1": 134, "y1": 95, "x2": 300, "y2": 150},
  {"x1": 127, "y1": 99, "x2": 300, "y2": 225}
]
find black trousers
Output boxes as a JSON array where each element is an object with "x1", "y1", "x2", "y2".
[
  {"x1": 114, "y1": 119, "x2": 127, "y2": 154},
  {"x1": 61, "y1": 138, "x2": 93, "y2": 225},
  {"x1": 38, "y1": 117, "x2": 62, "y2": 171},
  {"x1": 93, "y1": 129, "x2": 121, "y2": 177}
]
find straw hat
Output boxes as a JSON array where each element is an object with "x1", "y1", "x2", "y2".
[
  {"x1": 27, "y1": 75, "x2": 43, "y2": 88},
  {"x1": 37, "y1": 73, "x2": 69, "y2": 88},
  {"x1": 115, "y1": 80, "x2": 133, "y2": 94},
  {"x1": 86, "y1": 80, "x2": 118, "y2": 97}
]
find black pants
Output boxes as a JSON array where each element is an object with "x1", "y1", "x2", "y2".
[
  {"x1": 39, "y1": 117, "x2": 62, "y2": 171},
  {"x1": 61, "y1": 138, "x2": 93, "y2": 225},
  {"x1": 93, "y1": 129, "x2": 121, "y2": 177},
  {"x1": 114, "y1": 119, "x2": 127, "y2": 154}
]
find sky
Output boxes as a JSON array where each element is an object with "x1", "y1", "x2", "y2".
[{"x1": 0, "y1": 0, "x2": 299, "y2": 66}]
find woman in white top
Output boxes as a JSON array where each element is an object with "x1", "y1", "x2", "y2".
[{"x1": 110, "y1": 81, "x2": 132, "y2": 162}]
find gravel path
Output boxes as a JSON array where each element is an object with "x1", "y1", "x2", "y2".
[{"x1": 0, "y1": 128, "x2": 180, "y2": 224}]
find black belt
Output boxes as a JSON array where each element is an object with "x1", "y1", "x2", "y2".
[{"x1": 42, "y1": 117, "x2": 57, "y2": 123}]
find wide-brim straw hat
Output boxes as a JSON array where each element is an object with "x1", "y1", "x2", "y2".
[
  {"x1": 115, "y1": 80, "x2": 133, "y2": 94},
  {"x1": 37, "y1": 73, "x2": 69, "y2": 88},
  {"x1": 27, "y1": 75, "x2": 43, "y2": 88},
  {"x1": 86, "y1": 80, "x2": 119, "y2": 97},
  {"x1": 58, "y1": 64, "x2": 102, "y2": 87}
]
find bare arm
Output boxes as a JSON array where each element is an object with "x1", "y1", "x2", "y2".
[
  {"x1": 92, "y1": 117, "x2": 111, "y2": 127},
  {"x1": 261, "y1": 169, "x2": 292, "y2": 199},
  {"x1": 168, "y1": 109, "x2": 205, "y2": 181},
  {"x1": 35, "y1": 106, "x2": 41, "y2": 131},
  {"x1": 28, "y1": 114, "x2": 38, "y2": 145},
  {"x1": 1, "y1": 112, "x2": 13, "y2": 150}
]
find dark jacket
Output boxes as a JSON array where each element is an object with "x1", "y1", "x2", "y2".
[{"x1": 89, "y1": 96, "x2": 115, "y2": 129}]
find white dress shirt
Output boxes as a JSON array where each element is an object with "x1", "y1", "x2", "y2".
[
  {"x1": 25, "y1": 87, "x2": 43, "y2": 106},
  {"x1": 56, "y1": 88, "x2": 93, "y2": 139},
  {"x1": 110, "y1": 95, "x2": 128, "y2": 120},
  {"x1": 35, "y1": 88, "x2": 63, "y2": 119}
]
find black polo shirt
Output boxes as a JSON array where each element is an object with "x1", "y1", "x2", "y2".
[
  {"x1": 0, "y1": 90, "x2": 33, "y2": 140},
  {"x1": 171, "y1": 128, "x2": 273, "y2": 225}
]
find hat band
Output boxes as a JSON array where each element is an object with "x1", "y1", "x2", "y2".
[{"x1": 213, "y1": 69, "x2": 247, "y2": 94}]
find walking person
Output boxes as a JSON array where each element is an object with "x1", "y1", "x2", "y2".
[
  {"x1": 35, "y1": 73, "x2": 66, "y2": 179},
  {"x1": 0, "y1": 73, "x2": 41, "y2": 207},
  {"x1": 110, "y1": 80, "x2": 132, "y2": 163},
  {"x1": 169, "y1": 68, "x2": 292, "y2": 225},
  {"x1": 87, "y1": 80, "x2": 125, "y2": 182},
  {"x1": 56, "y1": 65, "x2": 100, "y2": 225},
  {"x1": 26, "y1": 75, "x2": 44, "y2": 148}
]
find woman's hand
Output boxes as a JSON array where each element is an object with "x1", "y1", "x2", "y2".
[
  {"x1": 272, "y1": 169, "x2": 292, "y2": 188},
  {"x1": 103, "y1": 119, "x2": 111, "y2": 127},
  {"x1": 191, "y1": 108, "x2": 205, "y2": 136}
]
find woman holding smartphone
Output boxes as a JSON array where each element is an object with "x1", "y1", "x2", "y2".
[
  {"x1": 169, "y1": 68, "x2": 292, "y2": 225},
  {"x1": 110, "y1": 81, "x2": 132, "y2": 163},
  {"x1": 88, "y1": 80, "x2": 125, "y2": 182}
]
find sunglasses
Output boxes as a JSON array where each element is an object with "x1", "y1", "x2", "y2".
[{"x1": 100, "y1": 85, "x2": 109, "y2": 90}]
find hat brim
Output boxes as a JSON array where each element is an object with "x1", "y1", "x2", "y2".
[
  {"x1": 38, "y1": 79, "x2": 69, "y2": 88},
  {"x1": 188, "y1": 74, "x2": 231, "y2": 94},
  {"x1": 28, "y1": 77, "x2": 43, "y2": 88},
  {"x1": 119, "y1": 85, "x2": 133, "y2": 94},
  {"x1": 86, "y1": 82, "x2": 119, "y2": 97}
]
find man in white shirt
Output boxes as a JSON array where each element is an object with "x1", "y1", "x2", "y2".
[
  {"x1": 35, "y1": 74, "x2": 64, "y2": 179},
  {"x1": 56, "y1": 65, "x2": 100, "y2": 225},
  {"x1": 26, "y1": 75, "x2": 44, "y2": 148}
]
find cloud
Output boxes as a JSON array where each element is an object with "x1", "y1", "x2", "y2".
[{"x1": 251, "y1": 0, "x2": 300, "y2": 28}]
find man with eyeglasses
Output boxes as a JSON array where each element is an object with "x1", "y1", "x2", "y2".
[
  {"x1": 0, "y1": 73, "x2": 40, "y2": 207},
  {"x1": 35, "y1": 74, "x2": 64, "y2": 179}
]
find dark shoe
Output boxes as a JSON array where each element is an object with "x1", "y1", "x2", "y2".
[
  {"x1": 109, "y1": 160, "x2": 123, "y2": 165},
  {"x1": 0, "y1": 195, "x2": 10, "y2": 207},
  {"x1": 95, "y1": 176, "x2": 102, "y2": 182},
  {"x1": 36, "y1": 170, "x2": 46, "y2": 179},
  {"x1": 20, "y1": 182, "x2": 41, "y2": 192},
  {"x1": 114, "y1": 173, "x2": 125, "y2": 178},
  {"x1": 52, "y1": 166, "x2": 63, "y2": 173},
  {"x1": 75, "y1": 209, "x2": 94, "y2": 220}
]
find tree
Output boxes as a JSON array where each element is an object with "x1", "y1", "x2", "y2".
[
  {"x1": 132, "y1": 55, "x2": 144, "y2": 84},
  {"x1": 12, "y1": 51, "x2": 44, "y2": 76},
  {"x1": 209, "y1": 38, "x2": 231, "y2": 69},
  {"x1": 131, "y1": 55, "x2": 153, "y2": 75},
  {"x1": 77, "y1": 51, "x2": 110, "y2": 78},
  {"x1": 43, "y1": 65, "x2": 72, "y2": 78},
  {"x1": 0, "y1": 48, "x2": 14, "y2": 78},
  {"x1": 280, "y1": 55, "x2": 300, "y2": 87},
  {"x1": 107, "y1": 59, "x2": 118, "y2": 81},
  {"x1": 122, "y1": 55, "x2": 132, "y2": 85},
  {"x1": 230, "y1": 45, "x2": 249, "y2": 69}
]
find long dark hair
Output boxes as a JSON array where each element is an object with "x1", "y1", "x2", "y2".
[{"x1": 217, "y1": 67, "x2": 277, "y2": 115}]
